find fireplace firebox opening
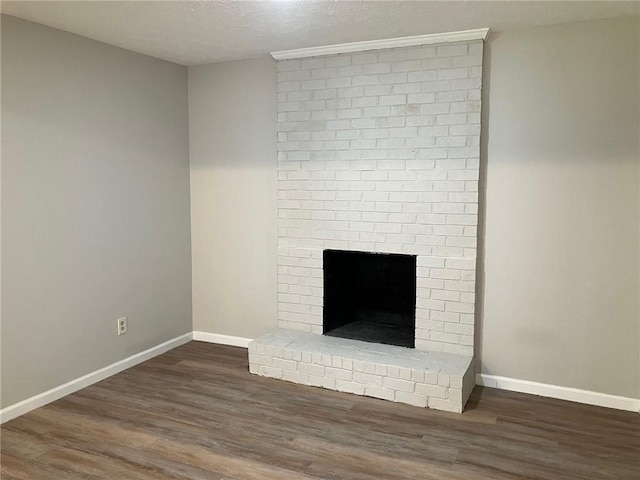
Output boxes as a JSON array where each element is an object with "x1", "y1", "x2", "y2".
[{"x1": 323, "y1": 249, "x2": 416, "y2": 348}]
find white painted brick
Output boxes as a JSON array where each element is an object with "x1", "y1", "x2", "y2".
[
  {"x1": 363, "y1": 63, "x2": 392, "y2": 74},
  {"x1": 273, "y1": 358, "x2": 298, "y2": 371},
  {"x1": 338, "y1": 86, "x2": 364, "y2": 98},
  {"x1": 421, "y1": 80, "x2": 450, "y2": 92},
  {"x1": 353, "y1": 372, "x2": 383, "y2": 388},
  {"x1": 416, "y1": 383, "x2": 447, "y2": 398},
  {"x1": 406, "y1": 115, "x2": 436, "y2": 127},
  {"x1": 336, "y1": 381, "x2": 365, "y2": 395},
  {"x1": 365, "y1": 386, "x2": 395, "y2": 401},
  {"x1": 417, "y1": 298, "x2": 445, "y2": 311},
  {"x1": 446, "y1": 214, "x2": 477, "y2": 226},
  {"x1": 379, "y1": 94, "x2": 407, "y2": 106},
  {"x1": 407, "y1": 93, "x2": 436, "y2": 104},
  {"x1": 301, "y1": 58, "x2": 325, "y2": 69},
  {"x1": 432, "y1": 289, "x2": 461, "y2": 302},
  {"x1": 378, "y1": 72, "x2": 408, "y2": 84},
  {"x1": 337, "y1": 109, "x2": 363, "y2": 120},
  {"x1": 259, "y1": 366, "x2": 282, "y2": 378},
  {"x1": 437, "y1": 44, "x2": 467, "y2": 57},
  {"x1": 276, "y1": 42, "x2": 482, "y2": 357},
  {"x1": 383, "y1": 377, "x2": 415, "y2": 393},
  {"x1": 452, "y1": 54, "x2": 482, "y2": 67},
  {"x1": 282, "y1": 370, "x2": 310, "y2": 384},
  {"x1": 445, "y1": 258, "x2": 476, "y2": 270},
  {"x1": 351, "y1": 52, "x2": 378, "y2": 65},
  {"x1": 437, "y1": 68, "x2": 469, "y2": 80},
  {"x1": 352, "y1": 74, "x2": 379, "y2": 86},
  {"x1": 406, "y1": 45, "x2": 436, "y2": 60},
  {"x1": 362, "y1": 362, "x2": 377, "y2": 375},
  {"x1": 450, "y1": 376, "x2": 463, "y2": 390},
  {"x1": 326, "y1": 98, "x2": 352, "y2": 109},
  {"x1": 312, "y1": 67, "x2": 338, "y2": 79},
  {"x1": 352, "y1": 96, "x2": 379, "y2": 108},
  {"x1": 407, "y1": 70, "x2": 438, "y2": 82},
  {"x1": 393, "y1": 82, "x2": 421, "y2": 94},
  {"x1": 325, "y1": 367, "x2": 353, "y2": 381},
  {"x1": 446, "y1": 302, "x2": 475, "y2": 314},
  {"x1": 299, "y1": 363, "x2": 324, "y2": 376},
  {"x1": 313, "y1": 89, "x2": 337, "y2": 101},
  {"x1": 443, "y1": 343, "x2": 473, "y2": 356},
  {"x1": 422, "y1": 57, "x2": 452, "y2": 70},
  {"x1": 326, "y1": 77, "x2": 352, "y2": 88},
  {"x1": 278, "y1": 60, "x2": 300, "y2": 71},
  {"x1": 249, "y1": 353, "x2": 273, "y2": 366},
  {"x1": 277, "y1": 72, "x2": 300, "y2": 83},
  {"x1": 313, "y1": 374, "x2": 336, "y2": 388},
  {"x1": 448, "y1": 388, "x2": 463, "y2": 403},
  {"x1": 468, "y1": 89, "x2": 481, "y2": 101},
  {"x1": 461, "y1": 292, "x2": 475, "y2": 303},
  {"x1": 445, "y1": 323, "x2": 474, "y2": 335},
  {"x1": 349, "y1": 118, "x2": 376, "y2": 129},
  {"x1": 451, "y1": 78, "x2": 481, "y2": 91},
  {"x1": 363, "y1": 106, "x2": 392, "y2": 117},
  {"x1": 395, "y1": 391, "x2": 427, "y2": 407},
  {"x1": 374, "y1": 364, "x2": 388, "y2": 376},
  {"x1": 428, "y1": 397, "x2": 462, "y2": 413}
]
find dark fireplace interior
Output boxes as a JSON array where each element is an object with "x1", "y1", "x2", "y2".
[{"x1": 323, "y1": 249, "x2": 416, "y2": 348}]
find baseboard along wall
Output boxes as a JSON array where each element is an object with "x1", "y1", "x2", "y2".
[
  {"x1": 196, "y1": 333, "x2": 639, "y2": 413},
  {"x1": 0, "y1": 332, "x2": 193, "y2": 424},
  {"x1": 2, "y1": 332, "x2": 637, "y2": 424},
  {"x1": 475, "y1": 374, "x2": 640, "y2": 413},
  {"x1": 192, "y1": 331, "x2": 252, "y2": 348}
]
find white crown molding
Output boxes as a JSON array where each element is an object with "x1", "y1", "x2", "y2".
[
  {"x1": 0, "y1": 332, "x2": 193, "y2": 424},
  {"x1": 192, "y1": 331, "x2": 252, "y2": 348},
  {"x1": 476, "y1": 374, "x2": 640, "y2": 413},
  {"x1": 271, "y1": 28, "x2": 489, "y2": 60}
]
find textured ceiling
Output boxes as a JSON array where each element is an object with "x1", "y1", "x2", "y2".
[{"x1": 2, "y1": 1, "x2": 638, "y2": 66}]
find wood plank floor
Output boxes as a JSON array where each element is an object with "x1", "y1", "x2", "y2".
[{"x1": 1, "y1": 341, "x2": 638, "y2": 479}]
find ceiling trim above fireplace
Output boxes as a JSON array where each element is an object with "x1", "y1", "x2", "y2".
[{"x1": 271, "y1": 28, "x2": 490, "y2": 60}]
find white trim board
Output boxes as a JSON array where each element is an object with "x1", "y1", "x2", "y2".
[
  {"x1": 192, "y1": 331, "x2": 252, "y2": 348},
  {"x1": 476, "y1": 374, "x2": 640, "y2": 413},
  {"x1": 3, "y1": 333, "x2": 636, "y2": 424},
  {"x1": 271, "y1": 28, "x2": 490, "y2": 60},
  {"x1": 195, "y1": 333, "x2": 639, "y2": 413},
  {"x1": 0, "y1": 332, "x2": 193, "y2": 424}
]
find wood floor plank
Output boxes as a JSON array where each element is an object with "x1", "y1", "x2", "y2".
[{"x1": 2, "y1": 341, "x2": 638, "y2": 479}]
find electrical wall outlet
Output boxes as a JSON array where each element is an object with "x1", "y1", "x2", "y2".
[{"x1": 117, "y1": 317, "x2": 127, "y2": 336}]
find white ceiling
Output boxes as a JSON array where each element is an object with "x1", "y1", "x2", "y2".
[{"x1": 2, "y1": 1, "x2": 638, "y2": 66}]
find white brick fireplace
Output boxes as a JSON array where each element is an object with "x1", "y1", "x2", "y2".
[{"x1": 250, "y1": 30, "x2": 487, "y2": 413}]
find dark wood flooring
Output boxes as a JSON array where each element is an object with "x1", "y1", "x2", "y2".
[{"x1": 1, "y1": 341, "x2": 638, "y2": 479}]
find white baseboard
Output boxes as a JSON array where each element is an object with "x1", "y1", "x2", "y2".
[
  {"x1": 192, "y1": 331, "x2": 252, "y2": 348},
  {"x1": 476, "y1": 373, "x2": 640, "y2": 413},
  {"x1": 0, "y1": 332, "x2": 193, "y2": 424},
  {"x1": 4, "y1": 334, "x2": 636, "y2": 424}
]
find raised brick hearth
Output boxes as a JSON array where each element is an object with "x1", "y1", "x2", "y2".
[
  {"x1": 250, "y1": 35, "x2": 484, "y2": 412},
  {"x1": 249, "y1": 330, "x2": 475, "y2": 412}
]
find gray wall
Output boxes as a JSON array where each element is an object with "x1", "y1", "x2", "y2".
[
  {"x1": 478, "y1": 16, "x2": 639, "y2": 399},
  {"x1": 1, "y1": 16, "x2": 192, "y2": 408},
  {"x1": 188, "y1": 57, "x2": 278, "y2": 339},
  {"x1": 187, "y1": 16, "x2": 639, "y2": 399}
]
